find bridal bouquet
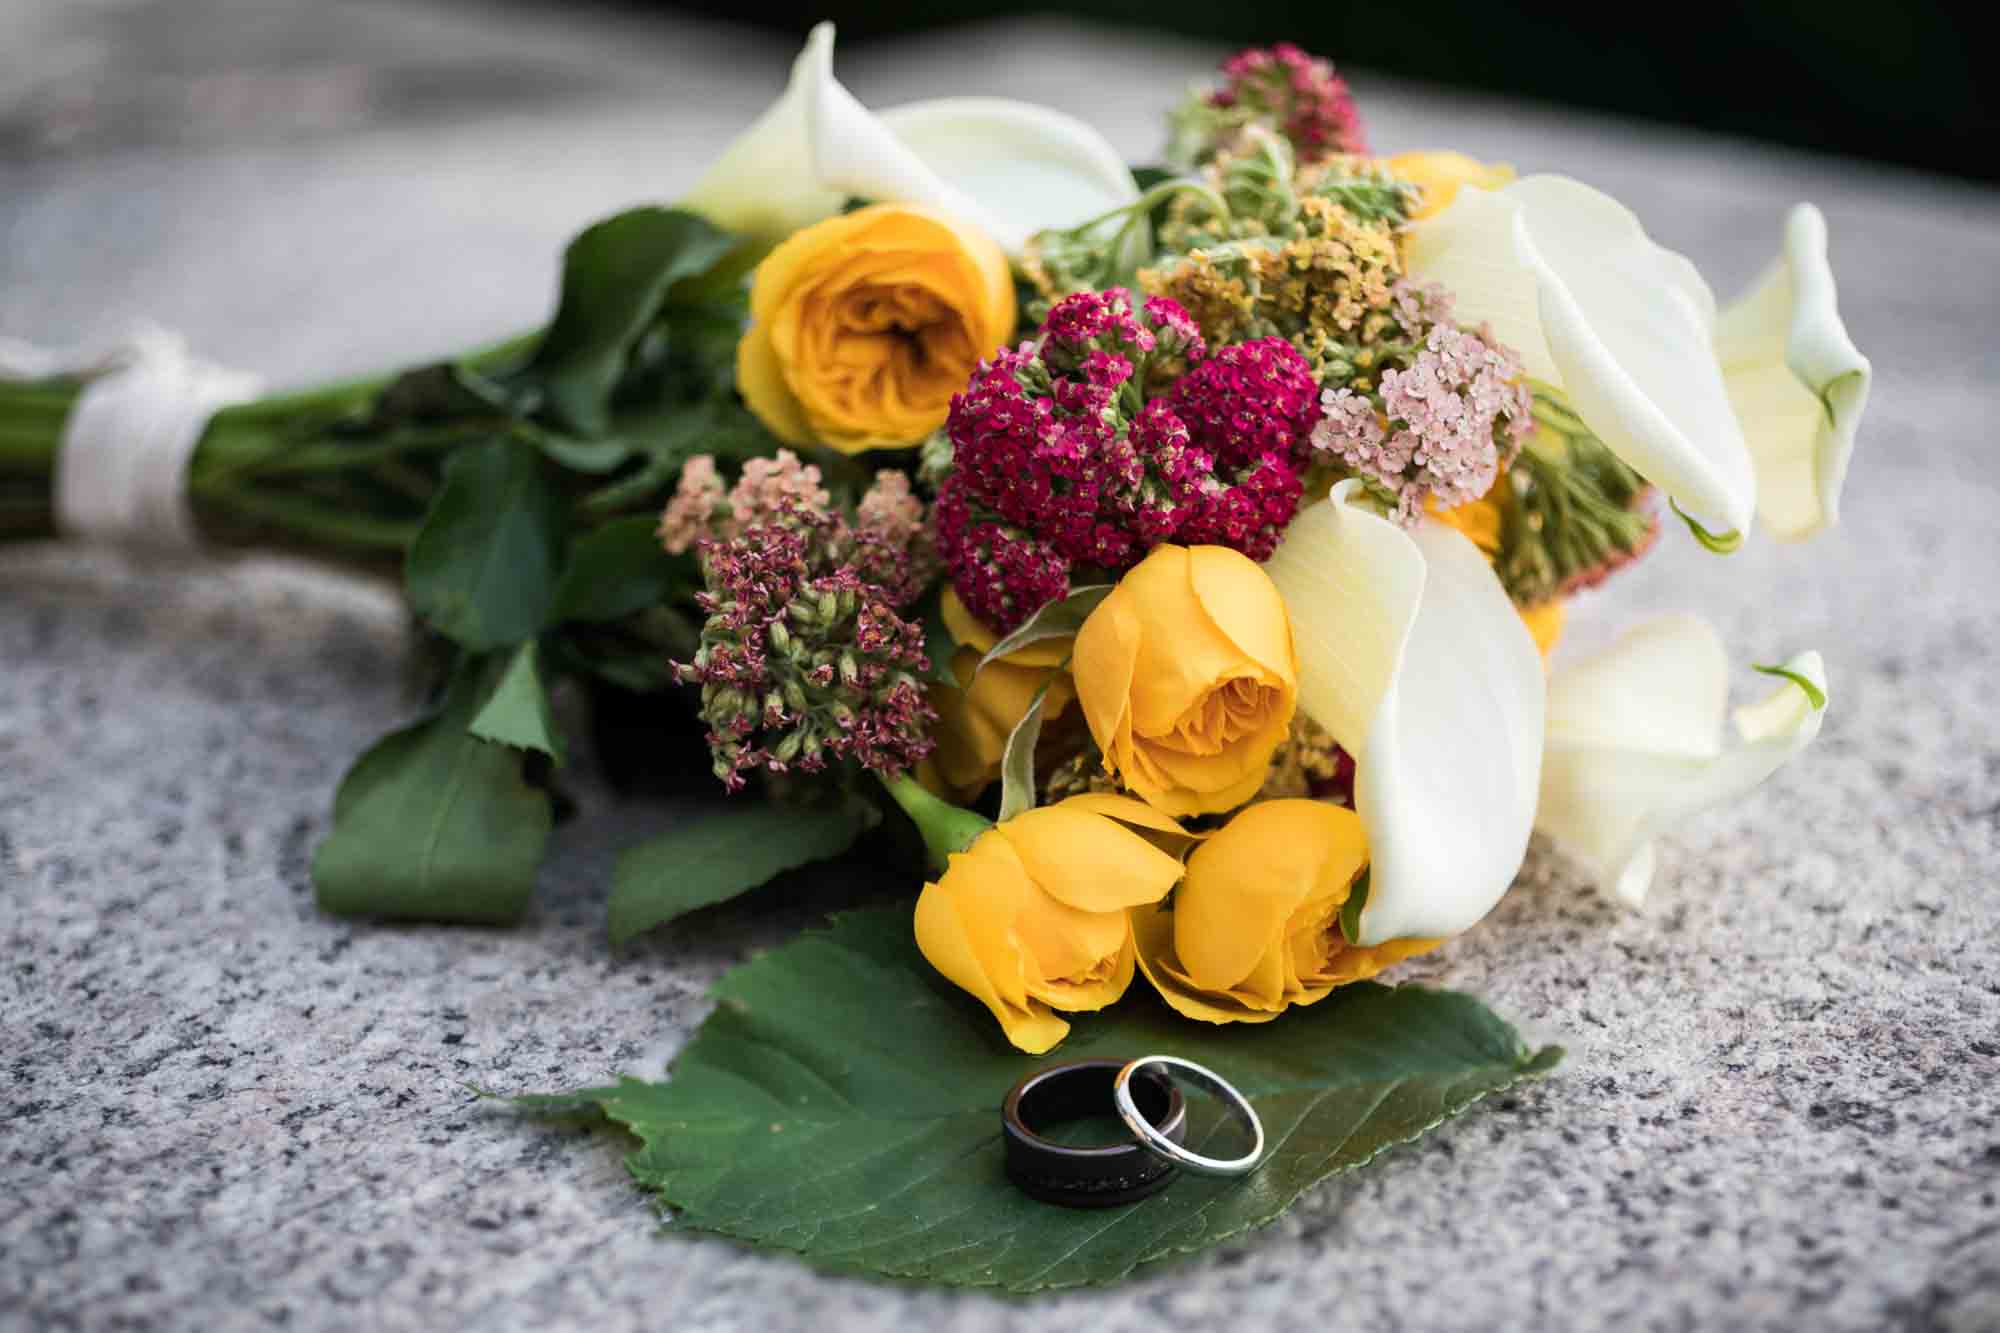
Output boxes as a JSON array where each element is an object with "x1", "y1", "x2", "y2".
[{"x1": 2, "y1": 27, "x2": 1868, "y2": 1288}]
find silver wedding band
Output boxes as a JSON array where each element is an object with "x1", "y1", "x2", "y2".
[{"x1": 1112, "y1": 1055, "x2": 1266, "y2": 1178}]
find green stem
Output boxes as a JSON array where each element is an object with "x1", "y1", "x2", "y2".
[{"x1": 877, "y1": 773, "x2": 993, "y2": 874}]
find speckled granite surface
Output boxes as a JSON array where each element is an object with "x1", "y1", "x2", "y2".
[{"x1": 3, "y1": 5, "x2": 1998, "y2": 1331}]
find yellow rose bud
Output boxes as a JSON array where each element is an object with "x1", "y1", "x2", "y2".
[
  {"x1": 1133, "y1": 799, "x2": 1437, "y2": 1024},
  {"x1": 737, "y1": 203, "x2": 1016, "y2": 455},
  {"x1": 914, "y1": 795, "x2": 1189, "y2": 1053},
  {"x1": 1072, "y1": 545, "x2": 1298, "y2": 818},
  {"x1": 1387, "y1": 151, "x2": 1516, "y2": 222},
  {"x1": 923, "y1": 587, "x2": 1074, "y2": 800}
]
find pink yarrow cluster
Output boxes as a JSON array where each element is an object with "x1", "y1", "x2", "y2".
[
  {"x1": 936, "y1": 290, "x2": 1322, "y2": 632},
  {"x1": 1211, "y1": 43, "x2": 1367, "y2": 160},
  {"x1": 676, "y1": 502, "x2": 934, "y2": 790},
  {"x1": 658, "y1": 449, "x2": 832, "y2": 555},
  {"x1": 1312, "y1": 282, "x2": 1533, "y2": 520}
]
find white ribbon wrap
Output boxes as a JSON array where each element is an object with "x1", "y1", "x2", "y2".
[{"x1": 1, "y1": 328, "x2": 261, "y2": 551}]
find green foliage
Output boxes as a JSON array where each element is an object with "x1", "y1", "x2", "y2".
[
  {"x1": 314, "y1": 660, "x2": 552, "y2": 924},
  {"x1": 469, "y1": 641, "x2": 563, "y2": 761},
  {"x1": 915, "y1": 588, "x2": 962, "y2": 688},
  {"x1": 525, "y1": 207, "x2": 741, "y2": 436},
  {"x1": 522, "y1": 908, "x2": 1561, "y2": 1291},
  {"x1": 997, "y1": 674, "x2": 1060, "y2": 823},
  {"x1": 1497, "y1": 391, "x2": 1661, "y2": 605},
  {"x1": 405, "y1": 438, "x2": 570, "y2": 652},
  {"x1": 552, "y1": 515, "x2": 694, "y2": 624},
  {"x1": 606, "y1": 802, "x2": 875, "y2": 946},
  {"x1": 976, "y1": 585, "x2": 1110, "y2": 676},
  {"x1": 1339, "y1": 866, "x2": 1372, "y2": 945}
]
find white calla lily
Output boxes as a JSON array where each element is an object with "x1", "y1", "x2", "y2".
[
  {"x1": 1714, "y1": 204, "x2": 1871, "y2": 540},
  {"x1": 1535, "y1": 615, "x2": 1828, "y2": 908},
  {"x1": 680, "y1": 23, "x2": 1136, "y2": 254},
  {"x1": 1263, "y1": 483, "x2": 1546, "y2": 945},
  {"x1": 1404, "y1": 175, "x2": 1756, "y2": 538}
]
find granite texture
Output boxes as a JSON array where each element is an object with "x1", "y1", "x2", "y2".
[{"x1": 3, "y1": 3, "x2": 1999, "y2": 1330}]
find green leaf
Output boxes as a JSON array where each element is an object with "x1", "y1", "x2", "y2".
[
  {"x1": 1752, "y1": 662, "x2": 1828, "y2": 711},
  {"x1": 1339, "y1": 867, "x2": 1372, "y2": 945},
  {"x1": 607, "y1": 802, "x2": 873, "y2": 946},
  {"x1": 525, "y1": 908, "x2": 1561, "y2": 1291},
  {"x1": 916, "y1": 588, "x2": 962, "y2": 688},
  {"x1": 469, "y1": 640, "x2": 563, "y2": 761},
  {"x1": 977, "y1": 585, "x2": 1111, "y2": 676},
  {"x1": 405, "y1": 438, "x2": 569, "y2": 652},
  {"x1": 533, "y1": 435, "x2": 633, "y2": 474},
  {"x1": 553, "y1": 515, "x2": 694, "y2": 624},
  {"x1": 314, "y1": 662, "x2": 552, "y2": 924},
  {"x1": 1669, "y1": 498, "x2": 1744, "y2": 554},
  {"x1": 526, "y1": 207, "x2": 741, "y2": 436},
  {"x1": 996, "y1": 673, "x2": 1060, "y2": 823}
]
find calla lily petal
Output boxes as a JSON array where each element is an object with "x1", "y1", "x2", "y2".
[
  {"x1": 1535, "y1": 615, "x2": 1829, "y2": 908},
  {"x1": 679, "y1": 29, "x2": 847, "y2": 248},
  {"x1": 1264, "y1": 483, "x2": 1546, "y2": 945},
  {"x1": 689, "y1": 24, "x2": 1137, "y2": 255},
  {"x1": 1714, "y1": 204, "x2": 1871, "y2": 540},
  {"x1": 1405, "y1": 175, "x2": 1756, "y2": 537},
  {"x1": 874, "y1": 99, "x2": 1141, "y2": 253}
]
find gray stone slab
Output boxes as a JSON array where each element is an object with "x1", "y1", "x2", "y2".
[{"x1": 3, "y1": 3, "x2": 1998, "y2": 1330}]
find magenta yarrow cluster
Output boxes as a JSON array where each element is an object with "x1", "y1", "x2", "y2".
[
  {"x1": 1211, "y1": 43, "x2": 1367, "y2": 161},
  {"x1": 1312, "y1": 282, "x2": 1534, "y2": 520},
  {"x1": 675, "y1": 499, "x2": 935, "y2": 790},
  {"x1": 936, "y1": 290, "x2": 1323, "y2": 632}
]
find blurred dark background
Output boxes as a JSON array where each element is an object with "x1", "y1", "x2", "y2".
[{"x1": 610, "y1": 0, "x2": 1998, "y2": 184}]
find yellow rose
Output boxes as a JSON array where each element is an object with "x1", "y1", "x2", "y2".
[
  {"x1": 1072, "y1": 545, "x2": 1298, "y2": 817},
  {"x1": 921, "y1": 586, "x2": 1073, "y2": 800},
  {"x1": 1387, "y1": 151, "x2": 1516, "y2": 222},
  {"x1": 914, "y1": 794, "x2": 1190, "y2": 1053},
  {"x1": 737, "y1": 203, "x2": 1015, "y2": 454},
  {"x1": 1133, "y1": 799, "x2": 1437, "y2": 1024}
]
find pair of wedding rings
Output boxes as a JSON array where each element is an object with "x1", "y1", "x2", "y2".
[{"x1": 1000, "y1": 1056, "x2": 1266, "y2": 1208}]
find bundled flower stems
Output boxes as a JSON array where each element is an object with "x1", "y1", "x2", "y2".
[{"x1": 0, "y1": 27, "x2": 1866, "y2": 1053}]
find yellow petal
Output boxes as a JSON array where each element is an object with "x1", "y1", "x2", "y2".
[
  {"x1": 1386, "y1": 151, "x2": 1515, "y2": 223},
  {"x1": 1001, "y1": 805, "x2": 1185, "y2": 912},
  {"x1": 1186, "y1": 544, "x2": 1299, "y2": 689},
  {"x1": 1071, "y1": 582, "x2": 1143, "y2": 777},
  {"x1": 913, "y1": 841, "x2": 1071, "y2": 1054},
  {"x1": 1118, "y1": 548, "x2": 1244, "y2": 736},
  {"x1": 928, "y1": 647, "x2": 1072, "y2": 797},
  {"x1": 1520, "y1": 599, "x2": 1567, "y2": 659},
  {"x1": 734, "y1": 321, "x2": 815, "y2": 447},
  {"x1": 1174, "y1": 800, "x2": 1365, "y2": 991},
  {"x1": 1052, "y1": 792, "x2": 1203, "y2": 857},
  {"x1": 1130, "y1": 903, "x2": 1286, "y2": 1025}
]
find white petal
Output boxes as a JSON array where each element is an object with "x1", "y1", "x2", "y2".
[
  {"x1": 1714, "y1": 204, "x2": 1871, "y2": 541},
  {"x1": 1264, "y1": 484, "x2": 1546, "y2": 944},
  {"x1": 680, "y1": 25, "x2": 1136, "y2": 256},
  {"x1": 1535, "y1": 616, "x2": 1828, "y2": 908},
  {"x1": 1406, "y1": 175, "x2": 1757, "y2": 537},
  {"x1": 678, "y1": 26, "x2": 846, "y2": 247},
  {"x1": 875, "y1": 99, "x2": 1139, "y2": 251}
]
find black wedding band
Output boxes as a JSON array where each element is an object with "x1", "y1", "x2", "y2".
[{"x1": 1001, "y1": 1059, "x2": 1188, "y2": 1208}]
